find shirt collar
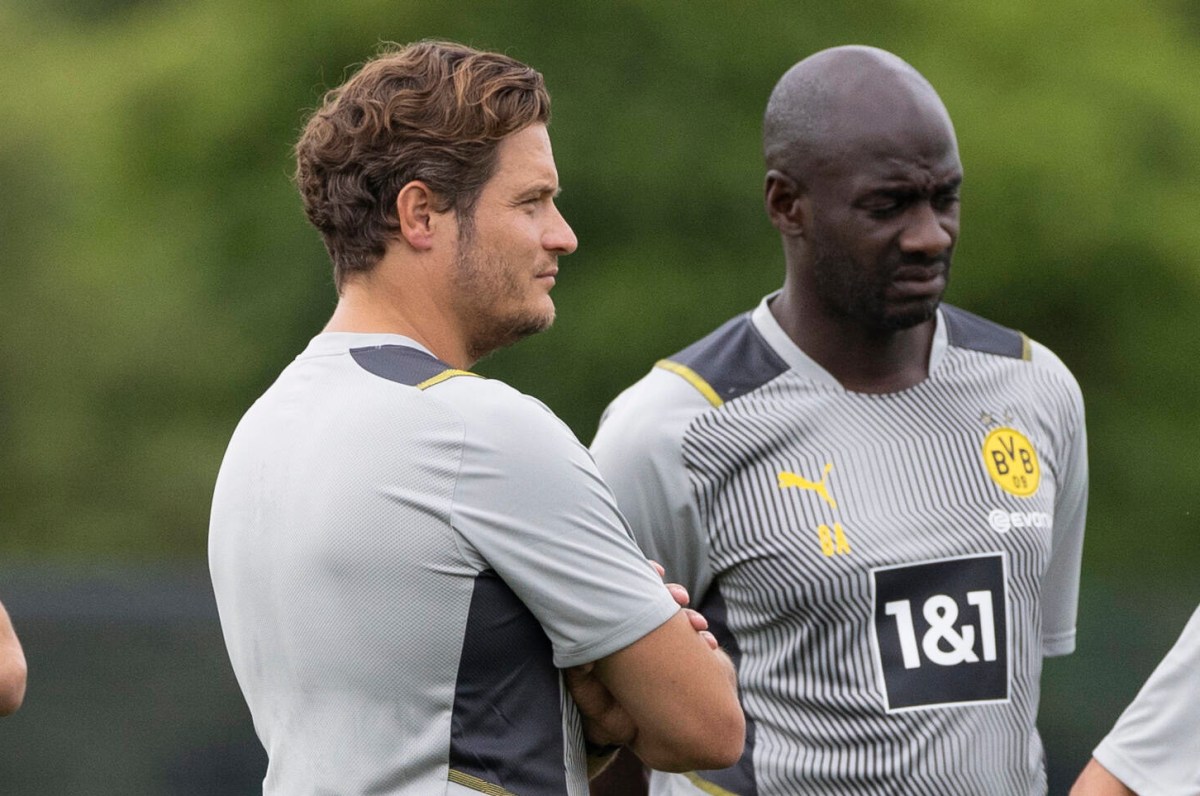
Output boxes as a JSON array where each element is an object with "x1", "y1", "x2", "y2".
[
  {"x1": 297, "y1": 332, "x2": 437, "y2": 360},
  {"x1": 749, "y1": 290, "x2": 947, "y2": 387}
]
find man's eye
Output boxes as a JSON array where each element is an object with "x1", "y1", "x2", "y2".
[
  {"x1": 934, "y1": 193, "x2": 960, "y2": 211},
  {"x1": 867, "y1": 200, "x2": 905, "y2": 218}
]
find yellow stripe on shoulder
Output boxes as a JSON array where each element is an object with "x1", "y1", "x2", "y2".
[
  {"x1": 417, "y1": 369, "x2": 481, "y2": 391},
  {"x1": 655, "y1": 359, "x2": 723, "y2": 407},
  {"x1": 447, "y1": 769, "x2": 517, "y2": 795},
  {"x1": 683, "y1": 771, "x2": 742, "y2": 796},
  {"x1": 1020, "y1": 332, "x2": 1032, "y2": 361}
]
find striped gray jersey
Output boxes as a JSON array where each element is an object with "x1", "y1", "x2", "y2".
[{"x1": 592, "y1": 297, "x2": 1088, "y2": 796}]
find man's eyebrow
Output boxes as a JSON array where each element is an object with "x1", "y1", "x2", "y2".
[
  {"x1": 517, "y1": 182, "x2": 561, "y2": 200},
  {"x1": 865, "y1": 175, "x2": 962, "y2": 197}
]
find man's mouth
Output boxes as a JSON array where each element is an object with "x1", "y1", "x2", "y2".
[{"x1": 889, "y1": 262, "x2": 947, "y2": 297}]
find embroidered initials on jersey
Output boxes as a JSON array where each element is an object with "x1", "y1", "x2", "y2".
[{"x1": 779, "y1": 464, "x2": 852, "y2": 557}]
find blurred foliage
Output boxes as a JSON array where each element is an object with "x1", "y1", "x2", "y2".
[{"x1": 0, "y1": 0, "x2": 1198, "y2": 602}]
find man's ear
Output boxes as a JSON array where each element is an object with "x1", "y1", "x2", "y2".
[
  {"x1": 764, "y1": 170, "x2": 808, "y2": 238},
  {"x1": 395, "y1": 181, "x2": 443, "y2": 251}
]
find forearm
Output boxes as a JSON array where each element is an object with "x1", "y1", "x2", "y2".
[
  {"x1": 1070, "y1": 758, "x2": 1137, "y2": 796},
  {"x1": 571, "y1": 581, "x2": 743, "y2": 776},
  {"x1": 626, "y1": 656, "x2": 740, "y2": 771},
  {"x1": 600, "y1": 625, "x2": 743, "y2": 772}
]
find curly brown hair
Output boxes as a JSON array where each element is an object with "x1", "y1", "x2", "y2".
[{"x1": 294, "y1": 41, "x2": 551, "y2": 289}]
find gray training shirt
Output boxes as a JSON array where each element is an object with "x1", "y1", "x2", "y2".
[
  {"x1": 210, "y1": 333, "x2": 678, "y2": 795},
  {"x1": 1093, "y1": 604, "x2": 1200, "y2": 796}
]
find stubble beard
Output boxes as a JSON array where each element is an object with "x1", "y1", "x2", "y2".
[
  {"x1": 810, "y1": 242, "x2": 946, "y2": 335},
  {"x1": 453, "y1": 234, "x2": 556, "y2": 364}
]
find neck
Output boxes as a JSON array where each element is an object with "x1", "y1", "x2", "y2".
[
  {"x1": 770, "y1": 285, "x2": 936, "y2": 394},
  {"x1": 323, "y1": 256, "x2": 475, "y2": 370}
]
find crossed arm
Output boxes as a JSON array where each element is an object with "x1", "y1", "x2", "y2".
[
  {"x1": 1070, "y1": 759, "x2": 1136, "y2": 796},
  {"x1": 568, "y1": 571, "x2": 743, "y2": 776},
  {"x1": 0, "y1": 598, "x2": 27, "y2": 716}
]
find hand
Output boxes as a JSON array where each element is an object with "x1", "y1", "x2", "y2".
[
  {"x1": 653, "y1": 561, "x2": 718, "y2": 651},
  {"x1": 565, "y1": 662, "x2": 636, "y2": 749},
  {"x1": 567, "y1": 560, "x2": 718, "y2": 749}
]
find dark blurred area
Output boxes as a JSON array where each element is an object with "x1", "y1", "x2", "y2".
[
  {"x1": 0, "y1": 565, "x2": 264, "y2": 793},
  {"x1": 1, "y1": 0, "x2": 1197, "y2": 792}
]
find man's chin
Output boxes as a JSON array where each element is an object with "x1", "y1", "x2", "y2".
[
  {"x1": 875, "y1": 299, "x2": 940, "y2": 333},
  {"x1": 516, "y1": 310, "x2": 556, "y2": 340},
  {"x1": 467, "y1": 310, "x2": 556, "y2": 362}
]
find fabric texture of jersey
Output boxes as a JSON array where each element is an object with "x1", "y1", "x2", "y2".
[
  {"x1": 591, "y1": 295, "x2": 1088, "y2": 796},
  {"x1": 210, "y1": 333, "x2": 678, "y2": 796},
  {"x1": 1092, "y1": 604, "x2": 1200, "y2": 796}
]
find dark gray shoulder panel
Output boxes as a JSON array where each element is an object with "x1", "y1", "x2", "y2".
[
  {"x1": 450, "y1": 571, "x2": 565, "y2": 795},
  {"x1": 669, "y1": 313, "x2": 790, "y2": 403},
  {"x1": 941, "y1": 304, "x2": 1028, "y2": 360},
  {"x1": 349, "y1": 345, "x2": 451, "y2": 386}
]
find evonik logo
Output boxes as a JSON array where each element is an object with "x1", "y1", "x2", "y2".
[{"x1": 987, "y1": 509, "x2": 1052, "y2": 534}]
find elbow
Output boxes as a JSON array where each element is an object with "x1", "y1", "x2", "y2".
[
  {"x1": 638, "y1": 705, "x2": 746, "y2": 773},
  {"x1": 686, "y1": 708, "x2": 746, "y2": 771}
]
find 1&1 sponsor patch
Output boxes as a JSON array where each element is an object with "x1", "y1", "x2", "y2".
[{"x1": 870, "y1": 553, "x2": 1009, "y2": 712}]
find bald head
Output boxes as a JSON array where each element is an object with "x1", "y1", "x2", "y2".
[{"x1": 763, "y1": 46, "x2": 956, "y2": 179}]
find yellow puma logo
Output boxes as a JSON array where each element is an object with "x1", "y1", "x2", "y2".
[{"x1": 778, "y1": 463, "x2": 837, "y2": 509}]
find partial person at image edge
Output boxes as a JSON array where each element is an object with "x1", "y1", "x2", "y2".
[
  {"x1": 0, "y1": 597, "x2": 26, "y2": 715},
  {"x1": 1071, "y1": 604, "x2": 1200, "y2": 796}
]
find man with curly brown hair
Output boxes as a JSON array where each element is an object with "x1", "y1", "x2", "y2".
[{"x1": 208, "y1": 41, "x2": 742, "y2": 795}]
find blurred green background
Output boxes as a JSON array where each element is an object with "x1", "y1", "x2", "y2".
[{"x1": 0, "y1": 0, "x2": 1197, "y2": 792}]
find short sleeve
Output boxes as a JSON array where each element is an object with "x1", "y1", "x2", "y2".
[
  {"x1": 443, "y1": 378, "x2": 678, "y2": 669},
  {"x1": 1031, "y1": 340, "x2": 1088, "y2": 657},
  {"x1": 590, "y1": 368, "x2": 714, "y2": 602},
  {"x1": 1092, "y1": 605, "x2": 1200, "y2": 796}
]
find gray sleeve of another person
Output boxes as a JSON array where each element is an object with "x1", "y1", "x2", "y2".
[
  {"x1": 1092, "y1": 604, "x2": 1200, "y2": 796},
  {"x1": 591, "y1": 368, "x2": 715, "y2": 602}
]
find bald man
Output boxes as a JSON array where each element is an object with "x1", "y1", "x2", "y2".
[{"x1": 591, "y1": 46, "x2": 1088, "y2": 795}]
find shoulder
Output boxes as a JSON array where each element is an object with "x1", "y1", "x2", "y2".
[
  {"x1": 348, "y1": 343, "x2": 579, "y2": 459},
  {"x1": 598, "y1": 312, "x2": 787, "y2": 449},
  {"x1": 941, "y1": 305, "x2": 1083, "y2": 397},
  {"x1": 607, "y1": 311, "x2": 790, "y2": 420},
  {"x1": 941, "y1": 304, "x2": 1030, "y2": 360},
  {"x1": 427, "y1": 376, "x2": 583, "y2": 470},
  {"x1": 595, "y1": 312, "x2": 790, "y2": 478},
  {"x1": 665, "y1": 312, "x2": 791, "y2": 406},
  {"x1": 347, "y1": 343, "x2": 480, "y2": 391}
]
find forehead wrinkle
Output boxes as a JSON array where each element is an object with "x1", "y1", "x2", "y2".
[{"x1": 864, "y1": 153, "x2": 962, "y2": 182}]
